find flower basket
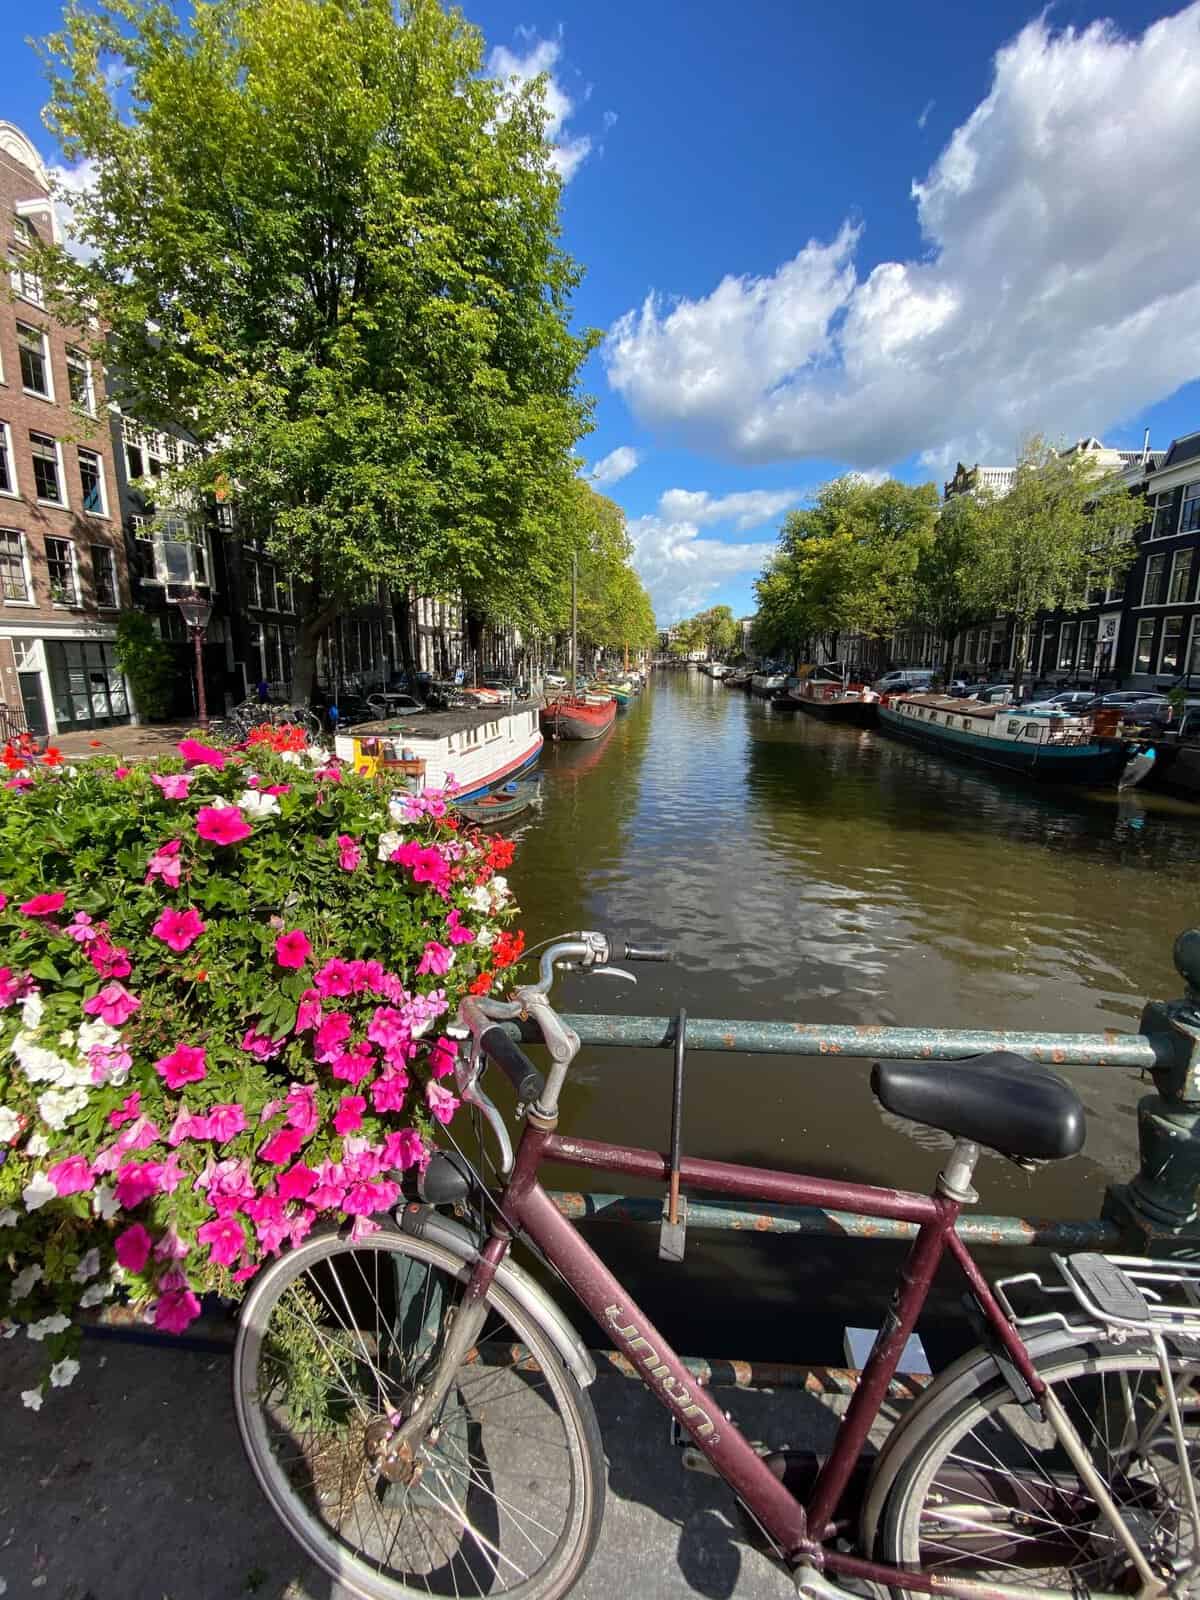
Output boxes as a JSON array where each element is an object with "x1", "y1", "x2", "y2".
[{"x1": 0, "y1": 730, "x2": 523, "y2": 1407}]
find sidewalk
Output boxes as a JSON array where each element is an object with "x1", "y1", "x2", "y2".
[
  {"x1": 42, "y1": 721, "x2": 206, "y2": 763},
  {"x1": 0, "y1": 1332, "x2": 868, "y2": 1600}
]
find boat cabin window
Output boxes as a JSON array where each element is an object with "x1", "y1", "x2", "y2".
[
  {"x1": 1022, "y1": 724, "x2": 1041, "y2": 740},
  {"x1": 1007, "y1": 720, "x2": 1021, "y2": 735}
]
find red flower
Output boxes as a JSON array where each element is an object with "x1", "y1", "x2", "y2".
[
  {"x1": 40, "y1": 746, "x2": 63, "y2": 767},
  {"x1": 469, "y1": 971, "x2": 494, "y2": 996},
  {"x1": 19, "y1": 891, "x2": 66, "y2": 917},
  {"x1": 492, "y1": 928, "x2": 526, "y2": 970}
]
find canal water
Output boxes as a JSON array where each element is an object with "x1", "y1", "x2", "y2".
[{"x1": 502, "y1": 669, "x2": 1200, "y2": 1359}]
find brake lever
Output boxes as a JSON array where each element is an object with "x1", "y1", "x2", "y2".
[{"x1": 592, "y1": 966, "x2": 637, "y2": 985}]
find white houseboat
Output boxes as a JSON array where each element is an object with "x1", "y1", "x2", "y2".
[{"x1": 335, "y1": 704, "x2": 543, "y2": 800}]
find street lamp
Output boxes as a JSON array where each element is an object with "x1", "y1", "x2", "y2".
[{"x1": 174, "y1": 588, "x2": 213, "y2": 727}]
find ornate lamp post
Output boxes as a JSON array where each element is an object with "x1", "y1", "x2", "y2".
[{"x1": 174, "y1": 588, "x2": 213, "y2": 727}]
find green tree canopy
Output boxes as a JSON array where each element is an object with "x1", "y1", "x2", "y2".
[
  {"x1": 909, "y1": 494, "x2": 990, "y2": 672},
  {"x1": 40, "y1": 0, "x2": 596, "y2": 695}
]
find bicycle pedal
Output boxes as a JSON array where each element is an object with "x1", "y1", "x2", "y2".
[{"x1": 1057, "y1": 1253, "x2": 1152, "y2": 1324}]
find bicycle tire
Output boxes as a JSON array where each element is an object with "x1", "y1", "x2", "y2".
[
  {"x1": 870, "y1": 1335, "x2": 1200, "y2": 1597},
  {"x1": 234, "y1": 1225, "x2": 606, "y2": 1600}
]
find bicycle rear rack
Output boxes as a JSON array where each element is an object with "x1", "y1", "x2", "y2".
[{"x1": 994, "y1": 1253, "x2": 1200, "y2": 1342}]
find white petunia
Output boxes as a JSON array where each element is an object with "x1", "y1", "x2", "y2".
[
  {"x1": 25, "y1": 1132, "x2": 49, "y2": 1158},
  {"x1": 21, "y1": 1173, "x2": 56, "y2": 1212},
  {"x1": 467, "y1": 885, "x2": 492, "y2": 913},
  {"x1": 388, "y1": 797, "x2": 410, "y2": 824},
  {"x1": 238, "y1": 787, "x2": 280, "y2": 818},
  {"x1": 475, "y1": 925, "x2": 496, "y2": 949},
  {"x1": 303, "y1": 746, "x2": 326, "y2": 765},
  {"x1": 37, "y1": 1086, "x2": 88, "y2": 1130},
  {"x1": 377, "y1": 830, "x2": 403, "y2": 861},
  {"x1": 20, "y1": 1388, "x2": 43, "y2": 1411},
  {"x1": 0, "y1": 1107, "x2": 20, "y2": 1144},
  {"x1": 279, "y1": 750, "x2": 302, "y2": 767},
  {"x1": 78, "y1": 1280, "x2": 113, "y2": 1308},
  {"x1": 26, "y1": 1313, "x2": 71, "y2": 1342},
  {"x1": 10, "y1": 1264, "x2": 43, "y2": 1302},
  {"x1": 489, "y1": 875, "x2": 511, "y2": 906},
  {"x1": 49, "y1": 1357, "x2": 80, "y2": 1388},
  {"x1": 71, "y1": 1249, "x2": 100, "y2": 1284},
  {"x1": 76, "y1": 1019, "x2": 118, "y2": 1053},
  {"x1": 20, "y1": 992, "x2": 44, "y2": 1030},
  {"x1": 92, "y1": 1183, "x2": 118, "y2": 1222},
  {"x1": 12, "y1": 1033, "x2": 77, "y2": 1086},
  {"x1": 0, "y1": 1207, "x2": 19, "y2": 1228}
]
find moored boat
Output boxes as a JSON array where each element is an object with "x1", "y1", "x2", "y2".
[
  {"x1": 788, "y1": 664, "x2": 879, "y2": 725},
  {"x1": 336, "y1": 704, "x2": 543, "y2": 800},
  {"x1": 454, "y1": 778, "x2": 542, "y2": 828},
  {"x1": 540, "y1": 695, "x2": 618, "y2": 741},
  {"x1": 878, "y1": 692, "x2": 1154, "y2": 788},
  {"x1": 749, "y1": 672, "x2": 788, "y2": 697}
]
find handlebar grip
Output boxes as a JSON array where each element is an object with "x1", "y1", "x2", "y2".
[
  {"x1": 479, "y1": 1024, "x2": 545, "y2": 1104},
  {"x1": 621, "y1": 943, "x2": 673, "y2": 963}
]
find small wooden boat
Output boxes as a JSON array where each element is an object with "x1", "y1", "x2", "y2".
[
  {"x1": 540, "y1": 695, "x2": 617, "y2": 741},
  {"x1": 455, "y1": 779, "x2": 541, "y2": 828},
  {"x1": 750, "y1": 672, "x2": 788, "y2": 697},
  {"x1": 788, "y1": 664, "x2": 880, "y2": 725}
]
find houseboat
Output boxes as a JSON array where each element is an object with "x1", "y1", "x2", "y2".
[
  {"x1": 877, "y1": 692, "x2": 1155, "y2": 788},
  {"x1": 540, "y1": 694, "x2": 617, "y2": 741},
  {"x1": 749, "y1": 671, "x2": 789, "y2": 697},
  {"x1": 336, "y1": 704, "x2": 543, "y2": 800},
  {"x1": 787, "y1": 665, "x2": 879, "y2": 725}
]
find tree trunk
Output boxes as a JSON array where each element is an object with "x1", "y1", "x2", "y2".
[
  {"x1": 291, "y1": 579, "x2": 339, "y2": 704},
  {"x1": 1011, "y1": 619, "x2": 1028, "y2": 703},
  {"x1": 465, "y1": 608, "x2": 485, "y2": 684},
  {"x1": 391, "y1": 590, "x2": 419, "y2": 689}
]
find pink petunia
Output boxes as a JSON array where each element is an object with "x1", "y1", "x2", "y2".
[
  {"x1": 336, "y1": 834, "x2": 362, "y2": 872},
  {"x1": 444, "y1": 909, "x2": 476, "y2": 946},
  {"x1": 295, "y1": 989, "x2": 322, "y2": 1032},
  {"x1": 425, "y1": 1080, "x2": 460, "y2": 1127},
  {"x1": 89, "y1": 936, "x2": 132, "y2": 979},
  {"x1": 152, "y1": 772, "x2": 192, "y2": 800},
  {"x1": 83, "y1": 982, "x2": 140, "y2": 1027},
  {"x1": 313, "y1": 1011, "x2": 352, "y2": 1064},
  {"x1": 154, "y1": 1226, "x2": 190, "y2": 1262},
  {"x1": 276, "y1": 1162, "x2": 317, "y2": 1202},
  {"x1": 0, "y1": 967, "x2": 34, "y2": 1008},
  {"x1": 195, "y1": 805, "x2": 251, "y2": 846},
  {"x1": 145, "y1": 838, "x2": 184, "y2": 889},
  {"x1": 113, "y1": 1160, "x2": 165, "y2": 1209},
  {"x1": 274, "y1": 929, "x2": 312, "y2": 969},
  {"x1": 114, "y1": 766, "x2": 131, "y2": 780},
  {"x1": 342, "y1": 1178, "x2": 400, "y2": 1216},
  {"x1": 154, "y1": 1043, "x2": 207, "y2": 1090},
  {"x1": 152, "y1": 906, "x2": 206, "y2": 953},
  {"x1": 383, "y1": 1128, "x2": 426, "y2": 1170},
  {"x1": 66, "y1": 911, "x2": 99, "y2": 945},
  {"x1": 107, "y1": 1091, "x2": 142, "y2": 1129},
  {"x1": 428, "y1": 1035, "x2": 458, "y2": 1079},
  {"x1": 370, "y1": 1071, "x2": 408, "y2": 1114},
  {"x1": 154, "y1": 1288, "x2": 202, "y2": 1334},
  {"x1": 196, "y1": 1215, "x2": 246, "y2": 1267},
  {"x1": 206, "y1": 1103, "x2": 247, "y2": 1143},
  {"x1": 177, "y1": 737, "x2": 227, "y2": 770},
  {"x1": 114, "y1": 1222, "x2": 152, "y2": 1273},
  {"x1": 284, "y1": 1083, "x2": 319, "y2": 1136},
  {"x1": 260, "y1": 1126, "x2": 306, "y2": 1165},
  {"x1": 19, "y1": 891, "x2": 66, "y2": 918},
  {"x1": 331, "y1": 1041, "x2": 375, "y2": 1085},
  {"x1": 195, "y1": 1156, "x2": 255, "y2": 1214},
  {"x1": 416, "y1": 940, "x2": 454, "y2": 978},
  {"x1": 314, "y1": 958, "x2": 354, "y2": 998},
  {"x1": 333, "y1": 1095, "x2": 366, "y2": 1135},
  {"x1": 47, "y1": 1154, "x2": 94, "y2": 1196},
  {"x1": 366, "y1": 1005, "x2": 410, "y2": 1056},
  {"x1": 308, "y1": 1161, "x2": 347, "y2": 1210},
  {"x1": 166, "y1": 1106, "x2": 207, "y2": 1145},
  {"x1": 241, "y1": 1027, "x2": 286, "y2": 1061}
]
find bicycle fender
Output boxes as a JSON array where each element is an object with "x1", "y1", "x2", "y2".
[
  {"x1": 397, "y1": 1205, "x2": 597, "y2": 1390},
  {"x1": 858, "y1": 1319, "x2": 1105, "y2": 1558}
]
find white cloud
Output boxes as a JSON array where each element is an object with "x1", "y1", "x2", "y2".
[
  {"x1": 628, "y1": 515, "x2": 775, "y2": 623},
  {"x1": 46, "y1": 156, "x2": 99, "y2": 262},
  {"x1": 488, "y1": 33, "x2": 592, "y2": 182},
  {"x1": 657, "y1": 486, "x2": 804, "y2": 532},
  {"x1": 607, "y1": 6, "x2": 1200, "y2": 469},
  {"x1": 589, "y1": 445, "x2": 641, "y2": 485},
  {"x1": 917, "y1": 98, "x2": 935, "y2": 130}
]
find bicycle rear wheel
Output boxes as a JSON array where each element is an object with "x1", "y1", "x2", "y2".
[
  {"x1": 873, "y1": 1337, "x2": 1200, "y2": 1596},
  {"x1": 234, "y1": 1227, "x2": 605, "y2": 1600}
]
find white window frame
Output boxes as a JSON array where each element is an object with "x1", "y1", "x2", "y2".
[
  {"x1": 1143, "y1": 492, "x2": 1177, "y2": 542},
  {"x1": 77, "y1": 446, "x2": 109, "y2": 518},
  {"x1": 0, "y1": 527, "x2": 33, "y2": 606},
  {"x1": 1140, "y1": 551, "x2": 1168, "y2": 608},
  {"x1": 45, "y1": 535, "x2": 78, "y2": 608},
  {"x1": 1057, "y1": 620, "x2": 1078, "y2": 671},
  {"x1": 1180, "y1": 481, "x2": 1200, "y2": 536},
  {"x1": 90, "y1": 543, "x2": 119, "y2": 609},
  {"x1": 15, "y1": 321, "x2": 53, "y2": 401},
  {"x1": 1158, "y1": 614, "x2": 1185, "y2": 676},
  {"x1": 29, "y1": 431, "x2": 68, "y2": 509},
  {"x1": 1168, "y1": 546, "x2": 1194, "y2": 606},
  {"x1": 10, "y1": 217, "x2": 44, "y2": 309},
  {"x1": 65, "y1": 347, "x2": 95, "y2": 415},
  {"x1": 135, "y1": 516, "x2": 212, "y2": 589},
  {"x1": 0, "y1": 421, "x2": 17, "y2": 499},
  {"x1": 1133, "y1": 617, "x2": 1156, "y2": 674}
]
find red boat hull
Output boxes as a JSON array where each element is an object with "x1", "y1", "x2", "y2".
[{"x1": 540, "y1": 697, "x2": 617, "y2": 741}]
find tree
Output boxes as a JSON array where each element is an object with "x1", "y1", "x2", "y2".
[
  {"x1": 975, "y1": 438, "x2": 1146, "y2": 700},
  {"x1": 909, "y1": 494, "x2": 990, "y2": 681},
  {"x1": 40, "y1": 0, "x2": 595, "y2": 698}
]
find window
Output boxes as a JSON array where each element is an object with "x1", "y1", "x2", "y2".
[
  {"x1": 11, "y1": 216, "x2": 43, "y2": 306},
  {"x1": 1106, "y1": 568, "x2": 1126, "y2": 603},
  {"x1": 17, "y1": 322, "x2": 51, "y2": 398},
  {"x1": 29, "y1": 432, "x2": 64, "y2": 505},
  {"x1": 66, "y1": 348, "x2": 94, "y2": 413},
  {"x1": 1134, "y1": 618, "x2": 1156, "y2": 674},
  {"x1": 282, "y1": 574, "x2": 295, "y2": 613},
  {"x1": 125, "y1": 441, "x2": 145, "y2": 481},
  {"x1": 135, "y1": 513, "x2": 211, "y2": 588},
  {"x1": 1057, "y1": 622, "x2": 1077, "y2": 670},
  {"x1": 262, "y1": 562, "x2": 278, "y2": 608},
  {"x1": 1181, "y1": 482, "x2": 1200, "y2": 536},
  {"x1": 91, "y1": 544, "x2": 118, "y2": 608},
  {"x1": 1169, "y1": 547, "x2": 1194, "y2": 604},
  {"x1": 0, "y1": 530, "x2": 29, "y2": 602},
  {"x1": 1159, "y1": 615, "x2": 1184, "y2": 675},
  {"x1": 78, "y1": 448, "x2": 107, "y2": 515},
  {"x1": 1142, "y1": 552, "x2": 1168, "y2": 607},
  {"x1": 1149, "y1": 492, "x2": 1177, "y2": 539},
  {"x1": 46, "y1": 537, "x2": 76, "y2": 605},
  {"x1": 1189, "y1": 619, "x2": 1200, "y2": 679},
  {"x1": 1078, "y1": 618, "x2": 1098, "y2": 673},
  {"x1": 0, "y1": 423, "x2": 15, "y2": 497},
  {"x1": 245, "y1": 559, "x2": 261, "y2": 607}
]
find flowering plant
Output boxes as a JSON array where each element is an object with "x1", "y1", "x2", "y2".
[{"x1": 0, "y1": 736, "x2": 524, "y2": 1406}]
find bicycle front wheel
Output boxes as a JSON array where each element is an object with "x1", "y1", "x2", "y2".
[
  {"x1": 234, "y1": 1227, "x2": 605, "y2": 1600},
  {"x1": 875, "y1": 1337, "x2": 1200, "y2": 1596}
]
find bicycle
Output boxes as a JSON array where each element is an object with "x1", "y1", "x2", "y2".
[
  {"x1": 234, "y1": 932, "x2": 1200, "y2": 1600},
  {"x1": 209, "y1": 700, "x2": 324, "y2": 745}
]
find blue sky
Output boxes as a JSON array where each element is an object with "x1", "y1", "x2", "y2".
[{"x1": 4, "y1": 0, "x2": 1200, "y2": 623}]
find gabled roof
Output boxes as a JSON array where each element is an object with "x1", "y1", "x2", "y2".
[{"x1": 1159, "y1": 432, "x2": 1200, "y2": 472}]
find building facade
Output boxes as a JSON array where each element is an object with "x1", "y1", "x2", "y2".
[{"x1": 0, "y1": 122, "x2": 130, "y2": 737}]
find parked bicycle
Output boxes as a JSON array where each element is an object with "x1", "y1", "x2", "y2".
[
  {"x1": 234, "y1": 933, "x2": 1200, "y2": 1600},
  {"x1": 208, "y1": 699, "x2": 323, "y2": 745}
]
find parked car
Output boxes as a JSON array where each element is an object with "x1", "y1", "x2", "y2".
[
  {"x1": 873, "y1": 668, "x2": 937, "y2": 694},
  {"x1": 1025, "y1": 691, "x2": 1102, "y2": 713},
  {"x1": 366, "y1": 691, "x2": 427, "y2": 717},
  {"x1": 1098, "y1": 692, "x2": 1173, "y2": 727},
  {"x1": 960, "y1": 683, "x2": 1015, "y2": 705}
]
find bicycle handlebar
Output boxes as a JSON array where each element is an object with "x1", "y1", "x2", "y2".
[
  {"x1": 478, "y1": 1024, "x2": 545, "y2": 1104},
  {"x1": 619, "y1": 942, "x2": 672, "y2": 963}
]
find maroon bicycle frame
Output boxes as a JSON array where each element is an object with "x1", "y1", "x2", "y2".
[{"x1": 465, "y1": 1120, "x2": 1050, "y2": 1590}]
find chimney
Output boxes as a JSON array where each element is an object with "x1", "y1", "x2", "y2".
[{"x1": 1142, "y1": 428, "x2": 1151, "y2": 466}]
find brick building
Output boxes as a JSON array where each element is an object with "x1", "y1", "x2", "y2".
[{"x1": 0, "y1": 121, "x2": 130, "y2": 737}]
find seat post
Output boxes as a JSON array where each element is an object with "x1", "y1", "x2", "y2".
[{"x1": 937, "y1": 1138, "x2": 981, "y2": 1204}]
